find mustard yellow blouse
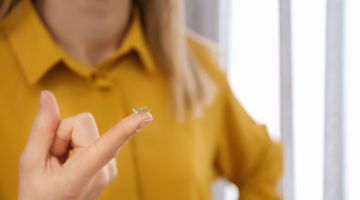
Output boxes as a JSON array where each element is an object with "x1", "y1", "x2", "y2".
[{"x1": 0, "y1": 0, "x2": 282, "y2": 199}]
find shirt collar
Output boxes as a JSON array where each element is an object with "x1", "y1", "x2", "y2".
[
  {"x1": 2, "y1": 0, "x2": 62, "y2": 84},
  {"x1": 2, "y1": 0, "x2": 157, "y2": 85}
]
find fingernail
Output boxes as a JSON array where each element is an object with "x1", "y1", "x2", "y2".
[{"x1": 137, "y1": 113, "x2": 153, "y2": 130}]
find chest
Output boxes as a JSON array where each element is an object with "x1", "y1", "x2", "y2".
[{"x1": 0, "y1": 60, "x2": 223, "y2": 199}]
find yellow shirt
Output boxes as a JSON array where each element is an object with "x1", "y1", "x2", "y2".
[{"x1": 0, "y1": 0, "x2": 282, "y2": 199}]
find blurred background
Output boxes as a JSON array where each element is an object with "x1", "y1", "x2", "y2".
[{"x1": 185, "y1": 0, "x2": 360, "y2": 200}]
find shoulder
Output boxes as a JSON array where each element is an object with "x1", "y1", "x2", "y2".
[{"x1": 186, "y1": 31, "x2": 228, "y2": 89}]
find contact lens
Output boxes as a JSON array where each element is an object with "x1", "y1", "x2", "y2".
[{"x1": 132, "y1": 107, "x2": 151, "y2": 114}]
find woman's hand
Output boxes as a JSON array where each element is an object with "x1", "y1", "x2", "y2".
[{"x1": 18, "y1": 91, "x2": 153, "y2": 200}]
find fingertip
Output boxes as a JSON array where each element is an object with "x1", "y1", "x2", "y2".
[
  {"x1": 136, "y1": 112, "x2": 153, "y2": 130},
  {"x1": 106, "y1": 111, "x2": 153, "y2": 142},
  {"x1": 137, "y1": 111, "x2": 153, "y2": 121},
  {"x1": 123, "y1": 112, "x2": 153, "y2": 132},
  {"x1": 33, "y1": 90, "x2": 60, "y2": 134},
  {"x1": 40, "y1": 90, "x2": 60, "y2": 118}
]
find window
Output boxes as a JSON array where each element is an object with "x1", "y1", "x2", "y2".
[
  {"x1": 227, "y1": 0, "x2": 360, "y2": 199},
  {"x1": 345, "y1": 0, "x2": 360, "y2": 199},
  {"x1": 228, "y1": 0, "x2": 325, "y2": 199},
  {"x1": 228, "y1": 0, "x2": 280, "y2": 140}
]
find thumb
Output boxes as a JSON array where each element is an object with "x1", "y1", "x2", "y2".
[{"x1": 25, "y1": 91, "x2": 60, "y2": 163}]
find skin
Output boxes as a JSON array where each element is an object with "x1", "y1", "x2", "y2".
[
  {"x1": 19, "y1": 1, "x2": 150, "y2": 199},
  {"x1": 35, "y1": 0, "x2": 132, "y2": 66},
  {"x1": 19, "y1": 91, "x2": 153, "y2": 200}
]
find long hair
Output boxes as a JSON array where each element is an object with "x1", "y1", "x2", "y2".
[{"x1": 0, "y1": 0, "x2": 216, "y2": 119}]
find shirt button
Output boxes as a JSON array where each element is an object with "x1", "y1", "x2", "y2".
[{"x1": 90, "y1": 72, "x2": 113, "y2": 90}]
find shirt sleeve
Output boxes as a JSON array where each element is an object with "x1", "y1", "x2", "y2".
[{"x1": 215, "y1": 83, "x2": 283, "y2": 200}]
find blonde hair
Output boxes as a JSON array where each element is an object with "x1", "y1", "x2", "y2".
[{"x1": 1, "y1": 0, "x2": 216, "y2": 119}]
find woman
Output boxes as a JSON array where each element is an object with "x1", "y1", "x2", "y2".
[{"x1": 0, "y1": 0, "x2": 282, "y2": 199}]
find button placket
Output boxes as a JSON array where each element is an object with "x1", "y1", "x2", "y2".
[{"x1": 90, "y1": 71, "x2": 113, "y2": 90}]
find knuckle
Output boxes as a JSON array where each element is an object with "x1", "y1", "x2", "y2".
[
  {"x1": 60, "y1": 117, "x2": 72, "y2": 126},
  {"x1": 74, "y1": 112, "x2": 97, "y2": 129},
  {"x1": 77, "y1": 112, "x2": 95, "y2": 122}
]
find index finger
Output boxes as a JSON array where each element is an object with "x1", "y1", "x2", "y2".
[{"x1": 66, "y1": 111, "x2": 153, "y2": 179}]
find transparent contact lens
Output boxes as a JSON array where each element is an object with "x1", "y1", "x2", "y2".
[{"x1": 132, "y1": 107, "x2": 151, "y2": 114}]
